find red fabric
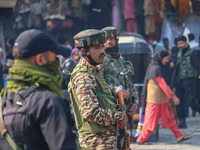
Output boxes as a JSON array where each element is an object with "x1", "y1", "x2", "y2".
[
  {"x1": 123, "y1": 0, "x2": 137, "y2": 33},
  {"x1": 126, "y1": 19, "x2": 137, "y2": 33},
  {"x1": 137, "y1": 102, "x2": 183, "y2": 143},
  {"x1": 123, "y1": 0, "x2": 136, "y2": 19},
  {"x1": 155, "y1": 77, "x2": 174, "y2": 99}
]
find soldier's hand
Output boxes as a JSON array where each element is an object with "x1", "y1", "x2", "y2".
[
  {"x1": 172, "y1": 95, "x2": 180, "y2": 105},
  {"x1": 127, "y1": 103, "x2": 138, "y2": 117},
  {"x1": 123, "y1": 89, "x2": 130, "y2": 101},
  {"x1": 118, "y1": 119, "x2": 125, "y2": 129},
  {"x1": 118, "y1": 115, "x2": 127, "y2": 129}
]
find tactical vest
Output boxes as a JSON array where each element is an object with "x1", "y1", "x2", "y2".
[
  {"x1": 68, "y1": 65, "x2": 118, "y2": 136},
  {"x1": 177, "y1": 48, "x2": 197, "y2": 80},
  {"x1": 104, "y1": 56, "x2": 134, "y2": 91}
]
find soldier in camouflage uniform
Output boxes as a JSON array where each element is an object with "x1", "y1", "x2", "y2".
[
  {"x1": 68, "y1": 29, "x2": 126, "y2": 150},
  {"x1": 101, "y1": 26, "x2": 139, "y2": 116}
]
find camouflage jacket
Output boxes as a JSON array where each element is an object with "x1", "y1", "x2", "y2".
[
  {"x1": 100, "y1": 55, "x2": 139, "y2": 104},
  {"x1": 69, "y1": 57, "x2": 124, "y2": 135}
]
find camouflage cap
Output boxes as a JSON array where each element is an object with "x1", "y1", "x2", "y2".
[
  {"x1": 73, "y1": 29, "x2": 105, "y2": 48},
  {"x1": 102, "y1": 26, "x2": 119, "y2": 38}
]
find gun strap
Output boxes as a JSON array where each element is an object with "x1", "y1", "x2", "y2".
[{"x1": 0, "y1": 97, "x2": 22, "y2": 150}]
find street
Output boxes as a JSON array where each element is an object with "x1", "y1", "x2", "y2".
[{"x1": 130, "y1": 111, "x2": 200, "y2": 150}]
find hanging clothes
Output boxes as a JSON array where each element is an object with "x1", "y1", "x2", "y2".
[
  {"x1": 123, "y1": 0, "x2": 137, "y2": 33},
  {"x1": 170, "y1": 0, "x2": 191, "y2": 19},
  {"x1": 178, "y1": 0, "x2": 191, "y2": 18},
  {"x1": 135, "y1": 0, "x2": 145, "y2": 36},
  {"x1": 143, "y1": 0, "x2": 157, "y2": 35},
  {"x1": 112, "y1": 0, "x2": 120, "y2": 29}
]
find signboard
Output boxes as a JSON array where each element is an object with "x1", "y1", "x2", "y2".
[{"x1": 0, "y1": 0, "x2": 16, "y2": 8}]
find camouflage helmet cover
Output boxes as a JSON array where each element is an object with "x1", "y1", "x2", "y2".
[
  {"x1": 102, "y1": 26, "x2": 119, "y2": 38},
  {"x1": 73, "y1": 29, "x2": 105, "y2": 48}
]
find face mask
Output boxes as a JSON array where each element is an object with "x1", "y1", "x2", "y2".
[
  {"x1": 41, "y1": 58, "x2": 63, "y2": 85},
  {"x1": 104, "y1": 44, "x2": 120, "y2": 59}
]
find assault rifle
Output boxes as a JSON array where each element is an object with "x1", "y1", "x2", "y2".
[
  {"x1": 115, "y1": 68, "x2": 134, "y2": 150},
  {"x1": 115, "y1": 85, "x2": 130, "y2": 150},
  {"x1": 120, "y1": 69, "x2": 135, "y2": 142}
]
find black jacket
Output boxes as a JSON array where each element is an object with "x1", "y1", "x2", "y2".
[
  {"x1": 191, "y1": 50, "x2": 200, "y2": 74},
  {"x1": 0, "y1": 87, "x2": 76, "y2": 150},
  {"x1": 61, "y1": 58, "x2": 77, "y2": 89}
]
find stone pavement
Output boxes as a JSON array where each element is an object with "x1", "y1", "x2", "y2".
[{"x1": 130, "y1": 113, "x2": 200, "y2": 150}]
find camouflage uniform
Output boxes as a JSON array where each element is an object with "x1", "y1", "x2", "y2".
[
  {"x1": 102, "y1": 56, "x2": 139, "y2": 104},
  {"x1": 68, "y1": 29, "x2": 125, "y2": 150},
  {"x1": 101, "y1": 26, "x2": 139, "y2": 105}
]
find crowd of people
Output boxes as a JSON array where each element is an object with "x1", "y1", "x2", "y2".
[
  {"x1": 151, "y1": 33, "x2": 200, "y2": 129},
  {"x1": 0, "y1": 27, "x2": 199, "y2": 150}
]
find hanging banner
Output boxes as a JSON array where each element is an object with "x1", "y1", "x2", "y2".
[{"x1": 0, "y1": 0, "x2": 16, "y2": 8}]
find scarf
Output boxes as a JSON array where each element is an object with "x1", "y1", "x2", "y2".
[
  {"x1": 104, "y1": 43, "x2": 120, "y2": 59},
  {"x1": 1, "y1": 59, "x2": 64, "y2": 99}
]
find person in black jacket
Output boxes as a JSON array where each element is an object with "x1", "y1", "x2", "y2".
[
  {"x1": 191, "y1": 50, "x2": 200, "y2": 116},
  {"x1": 0, "y1": 29, "x2": 76, "y2": 150},
  {"x1": 60, "y1": 48, "x2": 78, "y2": 101},
  {"x1": 175, "y1": 36, "x2": 200, "y2": 129},
  {"x1": 164, "y1": 46, "x2": 179, "y2": 89}
]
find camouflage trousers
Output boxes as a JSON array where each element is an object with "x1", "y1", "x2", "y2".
[{"x1": 79, "y1": 130, "x2": 117, "y2": 150}]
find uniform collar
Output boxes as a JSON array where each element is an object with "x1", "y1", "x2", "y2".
[{"x1": 78, "y1": 57, "x2": 99, "y2": 73}]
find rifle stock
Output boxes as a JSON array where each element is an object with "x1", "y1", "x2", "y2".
[{"x1": 115, "y1": 86, "x2": 131, "y2": 150}]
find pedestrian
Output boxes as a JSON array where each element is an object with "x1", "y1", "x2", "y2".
[
  {"x1": 163, "y1": 37, "x2": 170, "y2": 54},
  {"x1": 137, "y1": 50, "x2": 191, "y2": 145},
  {"x1": 175, "y1": 35, "x2": 200, "y2": 128},
  {"x1": 155, "y1": 40, "x2": 165, "y2": 53},
  {"x1": 70, "y1": 48, "x2": 80, "y2": 62},
  {"x1": 0, "y1": 29, "x2": 76, "y2": 150},
  {"x1": 164, "y1": 46, "x2": 179, "y2": 88},
  {"x1": 60, "y1": 48, "x2": 78, "y2": 100},
  {"x1": 191, "y1": 50, "x2": 200, "y2": 116},
  {"x1": 188, "y1": 33, "x2": 198, "y2": 49},
  {"x1": 68, "y1": 29, "x2": 126, "y2": 149}
]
